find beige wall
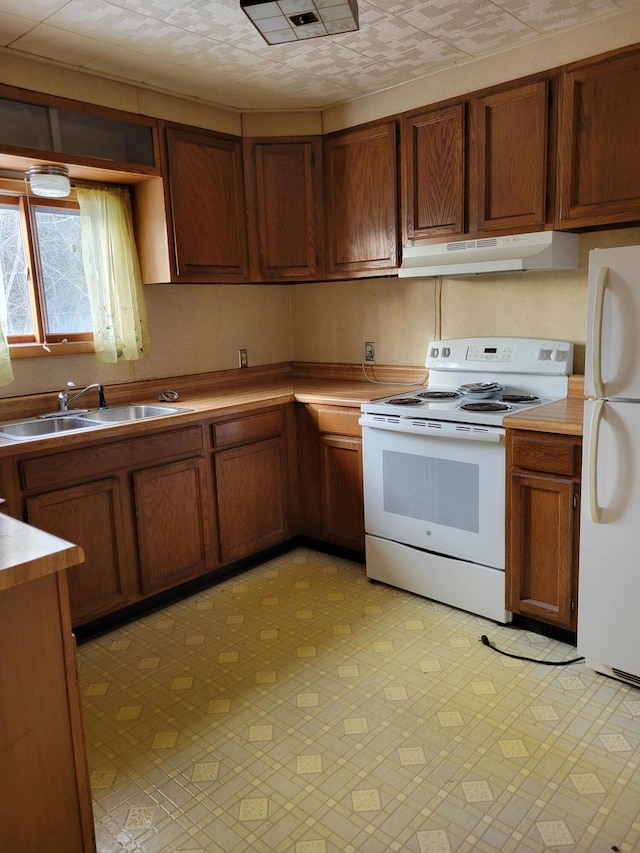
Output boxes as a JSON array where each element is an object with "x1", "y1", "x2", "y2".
[
  {"x1": 3, "y1": 28, "x2": 640, "y2": 400},
  {"x1": 2, "y1": 285, "x2": 291, "y2": 399},
  {"x1": 289, "y1": 227, "x2": 640, "y2": 375}
]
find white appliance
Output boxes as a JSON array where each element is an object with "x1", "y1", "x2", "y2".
[
  {"x1": 578, "y1": 245, "x2": 640, "y2": 686},
  {"x1": 359, "y1": 336, "x2": 574, "y2": 623},
  {"x1": 399, "y1": 231, "x2": 579, "y2": 277}
]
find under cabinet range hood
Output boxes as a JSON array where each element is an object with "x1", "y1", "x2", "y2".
[{"x1": 398, "y1": 231, "x2": 579, "y2": 277}]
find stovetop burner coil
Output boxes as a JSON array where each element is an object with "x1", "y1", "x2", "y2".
[
  {"x1": 416, "y1": 390, "x2": 462, "y2": 400},
  {"x1": 386, "y1": 396, "x2": 424, "y2": 405},
  {"x1": 501, "y1": 394, "x2": 541, "y2": 403},
  {"x1": 460, "y1": 401, "x2": 511, "y2": 412}
]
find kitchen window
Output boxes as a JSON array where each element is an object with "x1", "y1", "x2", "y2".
[
  {"x1": 0, "y1": 190, "x2": 93, "y2": 351},
  {"x1": 0, "y1": 179, "x2": 149, "y2": 378}
]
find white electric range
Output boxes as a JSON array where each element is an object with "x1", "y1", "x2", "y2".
[{"x1": 359, "y1": 336, "x2": 574, "y2": 622}]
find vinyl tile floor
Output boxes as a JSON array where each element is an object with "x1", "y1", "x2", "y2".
[{"x1": 78, "y1": 547, "x2": 640, "y2": 853}]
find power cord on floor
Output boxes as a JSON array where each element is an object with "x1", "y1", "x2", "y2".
[{"x1": 480, "y1": 634, "x2": 585, "y2": 666}]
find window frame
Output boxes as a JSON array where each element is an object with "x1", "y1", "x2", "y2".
[{"x1": 0, "y1": 180, "x2": 95, "y2": 357}]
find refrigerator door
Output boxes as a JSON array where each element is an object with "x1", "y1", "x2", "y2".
[
  {"x1": 578, "y1": 398, "x2": 640, "y2": 679},
  {"x1": 586, "y1": 245, "x2": 640, "y2": 400}
]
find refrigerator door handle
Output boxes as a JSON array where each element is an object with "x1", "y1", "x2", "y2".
[
  {"x1": 588, "y1": 399, "x2": 605, "y2": 524},
  {"x1": 591, "y1": 265, "x2": 609, "y2": 398}
]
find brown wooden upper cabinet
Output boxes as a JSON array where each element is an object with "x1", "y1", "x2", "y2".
[
  {"x1": 402, "y1": 75, "x2": 555, "y2": 244},
  {"x1": 470, "y1": 78, "x2": 554, "y2": 234},
  {"x1": 161, "y1": 124, "x2": 250, "y2": 282},
  {"x1": 556, "y1": 46, "x2": 640, "y2": 229},
  {"x1": 324, "y1": 121, "x2": 398, "y2": 278},
  {"x1": 244, "y1": 137, "x2": 324, "y2": 281},
  {"x1": 402, "y1": 103, "x2": 466, "y2": 243}
]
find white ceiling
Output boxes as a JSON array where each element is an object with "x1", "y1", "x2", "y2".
[{"x1": 0, "y1": 0, "x2": 637, "y2": 112}]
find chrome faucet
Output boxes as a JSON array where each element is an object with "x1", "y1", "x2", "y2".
[{"x1": 58, "y1": 381, "x2": 108, "y2": 412}]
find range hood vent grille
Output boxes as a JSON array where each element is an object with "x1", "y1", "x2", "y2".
[{"x1": 399, "y1": 231, "x2": 579, "y2": 277}]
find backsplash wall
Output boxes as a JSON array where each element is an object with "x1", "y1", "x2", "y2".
[
  {"x1": 3, "y1": 227, "x2": 640, "y2": 402},
  {"x1": 289, "y1": 227, "x2": 640, "y2": 375}
]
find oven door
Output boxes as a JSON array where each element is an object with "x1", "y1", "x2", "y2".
[{"x1": 360, "y1": 417, "x2": 505, "y2": 569}]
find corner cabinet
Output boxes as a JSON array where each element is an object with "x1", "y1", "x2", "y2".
[
  {"x1": 161, "y1": 124, "x2": 250, "y2": 282},
  {"x1": 296, "y1": 404, "x2": 364, "y2": 552},
  {"x1": 211, "y1": 406, "x2": 293, "y2": 562},
  {"x1": 556, "y1": 46, "x2": 640, "y2": 228},
  {"x1": 324, "y1": 121, "x2": 398, "y2": 278},
  {"x1": 243, "y1": 137, "x2": 325, "y2": 281},
  {"x1": 506, "y1": 430, "x2": 581, "y2": 630}
]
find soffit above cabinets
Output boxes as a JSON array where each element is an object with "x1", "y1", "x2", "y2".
[{"x1": 0, "y1": 0, "x2": 637, "y2": 111}]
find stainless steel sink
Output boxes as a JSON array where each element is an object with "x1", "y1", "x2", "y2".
[
  {"x1": 80, "y1": 404, "x2": 191, "y2": 423},
  {"x1": 0, "y1": 404, "x2": 191, "y2": 441},
  {"x1": 0, "y1": 416, "x2": 101, "y2": 440}
]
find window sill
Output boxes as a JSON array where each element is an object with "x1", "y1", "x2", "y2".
[{"x1": 10, "y1": 341, "x2": 95, "y2": 359}]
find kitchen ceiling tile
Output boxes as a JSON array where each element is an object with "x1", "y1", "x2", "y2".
[
  {"x1": 10, "y1": 23, "x2": 113, "y2": 65},
  {"x1": 0, "y1": 0, "x2": 636, "y2": 110}
]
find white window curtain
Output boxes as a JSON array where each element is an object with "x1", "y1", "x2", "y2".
[
  {"x1": 76, "y1": 183, "x2": 150, "y2": 364},
  {"x1": 0, "y1": 266, "x2": 14, "y2": 387}
]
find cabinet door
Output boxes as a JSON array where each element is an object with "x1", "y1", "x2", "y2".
[
  {"x1": 472, "y1": 79, "x2": 552, "y2": 234},
  {"x1": 215, "y1": 437, "x2": 288, "y2": 562},
  {"x1": 244, "y1": 137, "x2": 324, "y2": 281},
  {"x1": 507, "y1": 472, "x2": 578, "y2": 630},
  {"x1": 26, "y1": 478, "x2": 132, "y2": 625},
  {"x1": 402, "y1": 103, "x2": 465, "y2": 243},
  {"x1": 557, "y1": 47, "x2": 640, "y2": 228},
  {"x1": 320, "y1": 433, "x2": 364, "y2": 552},
  {"x1": 0, "y1": 571, "x2": 94, "y2": 853},
  {"x1": 133, "y1": 456, "x2": 213, "y2": 595},
  {"x1": 163, "y1": 125, "x2": 249, "y2": 281},
  {"x1": 324, "y1": 121, "x2": 398, "y2": 277}
]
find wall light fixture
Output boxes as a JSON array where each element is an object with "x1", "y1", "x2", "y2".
[{"x1": 25, "y1": 164, "x2": 71, "y2": 198}]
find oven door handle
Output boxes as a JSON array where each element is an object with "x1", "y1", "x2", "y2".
[{"x1": 359, "y1": 416, "x2": 504, "y2": 441}]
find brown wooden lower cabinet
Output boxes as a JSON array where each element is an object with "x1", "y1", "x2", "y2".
[
  {"x1": 214, "y1": 437, "x2": 289, "y2": 562},
  {"x1": 27, "y1": 478, "x2": 131, "y2": 624},
  {"x1": 0, "y1": 538, "x2": 95, "y2": 853},
  {"x1": 134, "y1": 456, "x2": 213, "y2": 594},
  {"x1": 506, "y1": 429, "x2": 582, "y2": 630},
  {"x1": 21, "y1": 424, "x2": 214, "y2": 626},
  {"x1": 297, "y1": 404, "x2": 364, "y2": 552},
  {"x1": 10, "y1": 400, "x2": 364, "y2": 630}
]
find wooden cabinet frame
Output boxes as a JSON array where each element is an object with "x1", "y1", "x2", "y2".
[{"x1": 506, "y1": 430, "x2": 581, "y2": 630}]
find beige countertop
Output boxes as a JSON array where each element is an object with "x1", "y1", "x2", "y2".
[
  {"x1": 0, "y1": 375, "x2": 422, "y2": 456},
  {"x1": 503, "y1": 395, "x2": 585, "y2": 436},
  {"x1": 0, "y1": 513, "x2": 84, "y2": 592},
  {"x1": 0, "y1": 368, "x2": 584, "y2": 456}
]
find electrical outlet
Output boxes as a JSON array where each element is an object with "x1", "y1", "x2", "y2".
[
  {"x1": 238, "y1": 348, "x2": 248, "y2": 368},
  {"x1": 364, "y1": 341, "x2": 376, "y2": 363}
]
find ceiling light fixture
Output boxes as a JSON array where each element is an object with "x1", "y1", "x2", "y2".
[
  {"x1": 241, "y1": 0, "x2": 359, "y2": 46},
  {"x1": 25, "y1": 164, "x2": 71, "y2": 198}
]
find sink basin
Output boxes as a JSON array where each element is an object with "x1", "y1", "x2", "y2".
[
  {"x1": 80, "y1": 404, "x2": 191, "y2": 423},
  {"x1": 0, "y1": 404, "x2": 191, "y2": 441},
  {"x1": 0, "y1": 416, "x2": 101, "y2": 440}
]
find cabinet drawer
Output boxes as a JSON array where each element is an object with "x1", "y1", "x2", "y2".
[
  {"x1": 21, "y1": 426, "x2": 204, "y2": 490},
  {"x1": 511, "y1": 434, "x2": 580, "y2": 477},
  {"x1": 316, "y1": 407, "x2": 361, "y2": 437},
  {"x1": 213, "y1": 409, "x2": 283, "y2": 447}
]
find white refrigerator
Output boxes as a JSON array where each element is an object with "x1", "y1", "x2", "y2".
[{"x1": 578, "y1": 244, "x2": 640, "y2": 686}]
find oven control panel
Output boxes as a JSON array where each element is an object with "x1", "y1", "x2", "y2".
[{"x1": 426, "y1": 337, "x2": 573, "y2": 374}]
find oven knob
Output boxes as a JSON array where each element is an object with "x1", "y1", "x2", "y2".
[
  {"x1": 442, "y1": 346, "x2": 450, "y2": 357},
  {"x1": 536, "y1": 347, "x2": 551, "y2": 360},
  {"x1": 551, "y1": 348, "x2": 567, "y2": 361},
  {"x1": 431, "y1": 347, "x2": 439, "y2": 358}
]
